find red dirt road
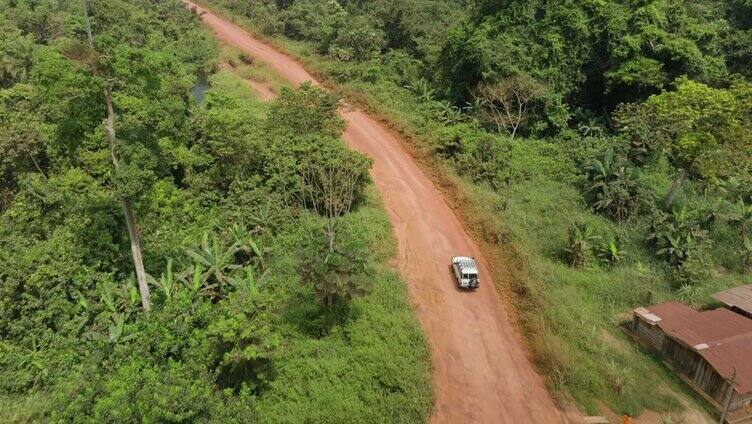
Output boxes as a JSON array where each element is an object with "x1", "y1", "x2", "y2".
[{"x1": 186, "y1": 2, "x2": 570, "y2": 422}]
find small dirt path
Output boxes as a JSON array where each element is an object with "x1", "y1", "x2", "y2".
[{"x1": 186, "y1": 2, "x2": 571, "y2": 422}]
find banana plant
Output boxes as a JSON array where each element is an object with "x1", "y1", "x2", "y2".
[
  {"x1": 123, "y1": 275, "x2": 140, "y2": 310},
  {"x1": 566, "y1": 222, "x2": 600, "y2": 268},
  {"x1": 597, "y1": 234, "x2": 624, "y2": 264},
  {"x1": 742, "y1": 235, "x2": 752, "y2": 274},
  {"x1": 17, "y1": 339, "x2": 49, "y2": 389},
  {"x1": 584, "y1": 148, "x2": 640, "y2": 222},
  {"x1": 97, "y1": 281, "x2": 117, "y2": 315},
  {"x1": 73, "y1": 289, "x2": 89, "y2": 311},
  {"x1": 147, "y1": 258, "x2": 176, "y2": 302},
  {"x1": 107, "y1": 313, "x2": 138, "y2": 345},
  {"x1": 185, "y1": 233, "x2": 241, "y2": 298},
  {"x1": 228, "y1": 266, "x2": 266, "y2": 294},
  {"x1": 230, "y1": 224, "x2": 265, "y2": 267},
  {"x1": 730, "y1": 197, "x2": 752, "y2": 232},
  {"x1": 648, "y1": 206, "x2": 709, "y2": 265},
  {"x1": 405, "y1": 79, "x2": 435, "y2": 102}
]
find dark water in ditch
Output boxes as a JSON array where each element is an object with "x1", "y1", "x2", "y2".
[{"x1": 192, "y1": 71, "x2": 209, "y2": 105}]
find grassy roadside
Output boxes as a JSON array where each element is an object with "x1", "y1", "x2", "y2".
[
  {"x1": 185, "y1": 2, "x2": 747, "y2": 419},
  {"x1": 254, "y1": 186, "x2": 434, "y2": 424},
  {"x1": 217, "y1": 44, "x2": 291, "y2": 94}
]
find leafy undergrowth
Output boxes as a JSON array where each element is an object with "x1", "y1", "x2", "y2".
[
  {"x1": 1, "y1": 67, "x2": 431, "y2": 424},
  {"x1": 0, "y1": 2, "x2": 431, "y2": 419},
  {"x1": 251, "y1": 187, "x2": 433, "y2": 424}
]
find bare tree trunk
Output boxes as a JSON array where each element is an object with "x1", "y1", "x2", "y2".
[
  {"x1": 664, "y1": 168, "x2": 687, "y2": 210},
  {"x1": 83, "y1": 0, "x2": 151, "y2": 311},
  {"x1": 104, "y1": 91, "x2": 151, "y2": 311},
  {"x1": 27, "y1": 152, "x2": 47, "y2": 180},
  {"x1": 511, "y1": 96, "x2": 523, "y2": 140}
]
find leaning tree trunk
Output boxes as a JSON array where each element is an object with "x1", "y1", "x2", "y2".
[
  {"x1": 104, "y1": 90, "x2": 151, "y2": 311},
  {"x1": 83, "y1": 0, "x2": 151, "y2": 311},
  {"x1": 664, "y1": 168, "x2": 687, "y2": 211}
]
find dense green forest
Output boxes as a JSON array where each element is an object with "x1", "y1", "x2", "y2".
[
  {"x1": 0, "y1": 0, "x2": 430, "y2": 421},
  {"x1": 201, "y1": 0, "x2": 752, "y2": 416}
]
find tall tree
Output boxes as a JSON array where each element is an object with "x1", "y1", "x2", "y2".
[{"x1": 81, "y1": 0, "x2": 150, "y2": 311}]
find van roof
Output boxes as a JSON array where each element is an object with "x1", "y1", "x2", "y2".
[{"x1": 453, "y1": 256, "x2": 478, "y2": 274}]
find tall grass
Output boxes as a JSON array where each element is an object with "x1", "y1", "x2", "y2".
[{"x1": 218, "y1": 45, "x2": 291, "y2": 93}]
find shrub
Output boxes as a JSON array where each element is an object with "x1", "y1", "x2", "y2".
[
  {"x1": 281, "y1": 0, "x2": 346, "y2": 49},
  {"x1": 266, "y1": 83, "x2": 344, "y2": 137},
  {"x1": 459, "y1": 136, "x2": 578, "y2": 189},
  {"x1": 208, "y1": 285, "x2": 280, "y2": 393},
  {"x1": 584, "y1": 148, "x2": 641, "y2": 222},
  {"x1": 329, "y1": 16, "x2": 385, "y2": 62},
  {"x1": 51, "y1": 359, "x2": 221, "y2": 423},
  {"x1": 300, "y1": 223, "x2": 373, "y2": 307},
  {"x1": 672, "y1": 253, "x2": 712, "y2": 287},
  {"x1": 381, "y1": 50, "x2": 423, "y2": 87},
  {"x1": 458, "y1": 135, "x2": 508, "y2": 188},
  {"x1": 647, "y1": 206, "x2": 712, "y2": 266}
]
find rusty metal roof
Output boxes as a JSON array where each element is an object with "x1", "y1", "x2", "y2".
[
  {"x1": 642, "y1": 302, "x2": 752, "y2": 394},
  {"x1": 713, "y1": 284, "x2": 752, "y2": 316}
]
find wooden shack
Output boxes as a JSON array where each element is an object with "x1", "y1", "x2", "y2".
[
  {"x1": 631, "y1": 302, "x2": 752, "y2": 413},
  {"x1": 714, "y1": 284, "x2": 752, "y2": 319}
]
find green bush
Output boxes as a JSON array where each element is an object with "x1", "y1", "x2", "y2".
[
  {"x1": 647, "y1": 206, "x2": 712, "y2": 266},
  {"x1": 672, "y1": 253, "x2": 713, "y2": 287},
  {"x1": 280, "y1": 0, "x2": 346, "y2": 49},
  {"x1": 208, "y1": 285, "x2": 280, "y2": 393},
  {"x1": 329, "y1": 16, "x2": 385, "y2": 62},
  {"x1": 300, "y1": 223, "x2": 373, "y2": 307}
]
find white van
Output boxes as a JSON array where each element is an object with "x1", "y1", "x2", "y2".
[{"x1": 451, "y1": 256, "x2": 480, "y2": 289}]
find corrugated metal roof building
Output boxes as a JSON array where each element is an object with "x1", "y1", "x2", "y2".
[
  {"x1": 714, "y1": 284, "x2": 752, "y2": 319},
  {"x1": 631, "y1": 302, "x2": 752, "y2": 413}
]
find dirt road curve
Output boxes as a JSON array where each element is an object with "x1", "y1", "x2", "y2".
[{"x1": 185, "y1": 2, "x2": 569, "y2": 422}]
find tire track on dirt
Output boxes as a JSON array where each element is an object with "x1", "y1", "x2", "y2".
[{"x1": 185, "y1": 2, "x2": 571, "y2": 422}]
